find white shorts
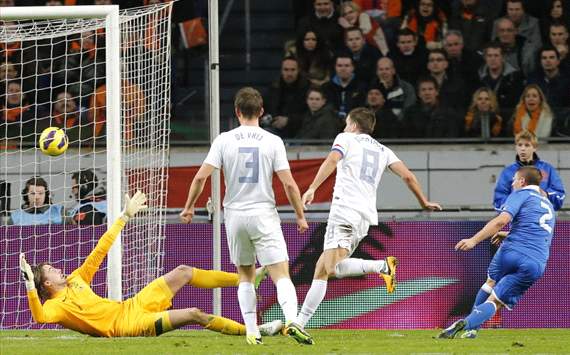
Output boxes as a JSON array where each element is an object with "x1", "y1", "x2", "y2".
[
  {"x1": 224, "y1": 208, "x2": 289, "y2": 266},
  {"x1": 323, "y1": 205, "x2": 370, "y2": 256}
]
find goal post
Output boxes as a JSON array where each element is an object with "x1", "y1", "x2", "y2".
[{"x1": 1, "y1": 3, "x2": 172, "y2": 328}]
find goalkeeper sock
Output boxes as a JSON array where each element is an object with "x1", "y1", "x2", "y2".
[
  {"x1": 465, "y1": 301, "x2": 497, "y2": 330},
  {"x1": 238, "y1": 282, "x2": 259, "y2": 336},
  {"x1": 189, "y1": 268, "x2": 239, "y2": 288},
  {"x1": 334, "y1": 258, "x2": 386, "y2": 278},
  {"x1": 297, "y1": 279, "x2": 327, "y2": 328},
  {"x1": 472, "y1": 284, "x2": 492, "y2": 311},
  {"x1": 205, "y1": 315, "x2": 246, "y2": 335}
]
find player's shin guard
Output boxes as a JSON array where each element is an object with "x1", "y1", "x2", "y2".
[
  {"x1": 276, "y1": 278, "x2": 298, "y2": 323},
  {"x1": 189, "y1": 268, "x2": 239, "y2": 288},
  {"x1": 297, "y1": 279, "x2": 327, "y2": 328},
  {"x1": 205, "y1": 315, "x2": 246, "y2": 335},
  {"x1": 334, "y1": 258, "x2": 386, "y2": 278},
  {"x1": 465, "y1": 301, "x2": 497, "y2": 330},
  {"x1": 238, "y1": 282, "x2": 259, "y2": 336}
]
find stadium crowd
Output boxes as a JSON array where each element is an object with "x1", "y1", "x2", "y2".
[
  {"x1": 2, "y1": 0, "x2": 570, "y2": 141},
  {"x1": 265, "y1": 0, "x2": 570, "y2": 140}
]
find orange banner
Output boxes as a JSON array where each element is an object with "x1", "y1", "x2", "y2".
[{"x1": 167, "y1": 158, "x2": 335, "y2": 208}]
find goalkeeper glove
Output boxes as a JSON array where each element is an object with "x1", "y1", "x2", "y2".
[
  {"x1": 20, "y1": 253, "x2": 35, "y2": 291},
  {"x1": 120, "y1": 190, "x2": 148, "y2": 222}
]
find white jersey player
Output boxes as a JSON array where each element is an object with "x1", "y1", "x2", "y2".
[
  {"x1": 180, "y1": 87, "x2": 312, "y2": 345},
  {"x1": 293, "y1": 108, "x2": 442, "y2": 336}
]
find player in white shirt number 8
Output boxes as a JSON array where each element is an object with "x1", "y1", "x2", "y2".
[{"x1": 293, "y1": 107, "x2": 442, "y2": 331}]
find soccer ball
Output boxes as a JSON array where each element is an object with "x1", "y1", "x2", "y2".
[{"x1": 39, "y1": 127, "x2": 69, "y2": 156}]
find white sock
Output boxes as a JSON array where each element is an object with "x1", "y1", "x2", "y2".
[
  {"x1": 334, "y1": 258, "x2": 387, "y2": 278},
  {"x1": 276, "y1": 278, "x2": 298, "y2": 323},
  {"x1": 297, "y1": 279, "x2": 327, "y2": 328},
  {"x1": 238, "y1": 282, "x2": 259, "y2": 336}
]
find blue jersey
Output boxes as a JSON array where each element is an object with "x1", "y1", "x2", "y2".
[{"x1": 500, "y1": 186, "x2": 556, "y2": 265}]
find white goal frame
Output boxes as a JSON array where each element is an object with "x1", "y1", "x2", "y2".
[{"x1": 1, "y1": 5, "x2": 123, "y2": 300}]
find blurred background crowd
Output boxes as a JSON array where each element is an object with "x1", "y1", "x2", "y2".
[{"x1": 1, "y1": 0, "x2": 570, "y2": 143}]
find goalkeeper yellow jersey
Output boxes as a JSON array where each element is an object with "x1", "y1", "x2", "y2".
[{"x1": 27, "y1": 218, "x2": 127, "y2": 337}]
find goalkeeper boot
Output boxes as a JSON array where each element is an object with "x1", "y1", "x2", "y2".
[
  {"x1": 259, "y1": 320, "x2": 283, "y2": 336},
  {"x1": 460, "y1": 329, "x2": 478, "y2": 339},
  {"x1": 286, "y1": 321, "x2": 315, "y2": 345},
  {"x1": 246, "y1": 334, "x2": 263, "y2": 345},
  {"x1": 380, "y1": 256, "x2": 398, "y2": 293},
  {"x1": 254, "y1": 266, "x2": 268, "y2": 290},
  {"x1": 437, "y1": 319, "x2": 466, "y2": 339}
]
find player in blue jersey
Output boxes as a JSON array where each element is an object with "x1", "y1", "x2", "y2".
[{"x1": 438, "y1": 166, "x2": 556, "y2": 339}]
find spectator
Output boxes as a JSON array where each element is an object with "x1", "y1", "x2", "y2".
[
  {"x1": 342, "y1": 27, "x2": 383, "y2": 80},
  {"x1": 1, "y1": 81, "x2": 39, "y2": 140},
  {"x1": 369, "y1": 57, "x2": 416, "y2": 119},
  {"x1": 291, "y1": 29, "x2": 333, "y2": 86},
  {"x1": 464, "y1": 87, "x2": 503, "y2": 137},
  {"x1": 9, "y1": 177, "x2": 64, "y2": 226},
  {"x1": 426, "y1": 49, "x2": 467, "y2": 111},
  {"x1": 295, "y1": 88, "x2": 339, "y2": 140},
  {"x1": 265, "y1": 57, "x2": 310, "y2": 138},
  {"x1": 494, "y1": 17, "x2": 538, "y2": 75},
  {"x1": 448, "y1": 0, "x2": 493, "y2": 52},
  {"x1": 366, "y1": 87, "x2": 400, "y2": 138},
  {"x1": 443, "y1": 31, "x2": 484, "y2": 97},
  {"x1": 0, "y1": 62, "x2": 18, "y2": 82},
  {"x1": 478, "y1": 42, "x2": 525, "y2": 121},
  {"x1": 338, "y1": 1, "x2": 390, "y2": 55},
  {"x1": 68, "y1": 169, "x2": 107, "y2": 226},
  {"x1": 527, "y1": 46, "x2": 570, "y2": 113},
  {"x1": 322, "y1": 55, "x2": 367, "y2": 120},
  {"x1": 90, "y1": 76, "x2": 146, "y2": 142},
  {"x1": 53, "y1": 31, "x2": 104, "y2": 98},
  {"x1": 401, "y1": 0, "x2": 448, "y2": 50},
  {"x1": 402, "y1": 76, "x2": 460, "y2": 138},
  {"x1": 493, "y1": 129, "x2": 565, "y2": 211},
  {"x1": 492, "y1": 0, "x2": 542, "y2": 49},
  {"x1": 548, "y1": 21, "x2": 570, "y2": 73},
  {"x1": 389, "y1": 29, "x2": 428, "y2": 86},
  {"x1": 540, "y1": 0, "x2": 570, "y2": 43},
  {"x1": 52, "y1": 91, "x2": 86, "y2": 129},
  {"x1": 297, "y1": 0, "x2": 344, "y2": 50},
  {"x1": 512, "y1": 84, "x2": 554, "y2": 138}
]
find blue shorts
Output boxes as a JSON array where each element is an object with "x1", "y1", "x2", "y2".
[{"x1": 487, "y1": 248, "x2": 545, "y2": 310}]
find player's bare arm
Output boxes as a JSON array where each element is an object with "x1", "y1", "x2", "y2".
[
  {"x1": 276, "y1": 169, "x2": 308, "y2": 233},
  {"x1": 180, "y1": 163, "x2": 216, "y2": 223},
  {"x1": 388, "y1": 161, "x2": 442, "y2": 211},
  {"x1": 303, "y1": 151, "x2": 342, "y2": 206},
  {"x1": 456, "y1": 212, "x2": 512, "y2": 251}
]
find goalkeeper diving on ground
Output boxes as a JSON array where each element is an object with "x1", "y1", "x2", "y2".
[{"x1": 20, "y1": 191, "x2": 282, "y2": 337}]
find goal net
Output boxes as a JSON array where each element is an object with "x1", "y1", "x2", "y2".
[{"x1": 1, "y1": 3, "x2": 172, "y2": 328}]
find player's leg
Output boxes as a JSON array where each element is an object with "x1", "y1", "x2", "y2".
[
  {"x1": 236, "y1": 264, "x2": 261, "y2": 344},
  {"x1": 249, "y1": 209, "x2": 312, "y2": 344},
  {"x1": 294, "y1": 248, "x2": 347, "y2": 333},
  {"x1": 226, "y1": 210, "x2": 262, "y2": 344},
  {"x1": 161, "y1": 265, "x2": 239, "y2": 296},
  {"x1": 460, "y1": 278, "x2": 496, "y2": 338},
  {"x1": 161, "y1": 308, "x2": 245, "y2": 335},
  {"x1": 460, "y1": 246, "x2": 506, "y2": 338}
]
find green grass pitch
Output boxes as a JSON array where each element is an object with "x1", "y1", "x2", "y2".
[{"x1": 2, "y1": 329, "x2": 570, "y2": 354}]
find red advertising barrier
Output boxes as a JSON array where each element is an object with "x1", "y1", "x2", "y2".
[{"x1": 166, "y1": 158, "x2": 335, "y2": 208}]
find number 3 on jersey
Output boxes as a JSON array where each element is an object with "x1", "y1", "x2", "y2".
[
  {"x1": 360, "y1": 148, "x2": 379, "y2": 184},
  {"x1": 239, "y1": 147, "x2": 259, "y2": 183}
]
